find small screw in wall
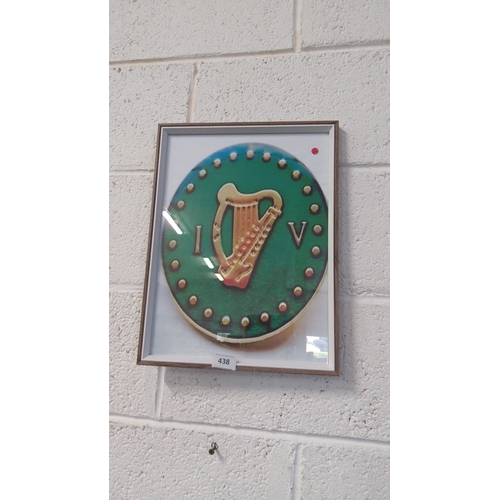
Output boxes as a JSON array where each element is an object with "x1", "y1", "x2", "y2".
[{"x1": 208, "y1": 442, "x2": 218, "y2": 455}]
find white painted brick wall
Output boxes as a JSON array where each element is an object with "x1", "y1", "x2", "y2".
[
  {"x1": 110, "y1": 0, "x2": 293, "y2": 61},
  {"x1": 110, "y1": 423, "x2": 296, "y2": 499},
  {"x1": 109, "y1": 173, "x2": 154, "y2": 285},
  {"x1": 110, "y1": 0, "x2": 389, "y2": 497},
  {"x1": 195, "y1": 50, "x2": 390, "y2": 166},
  {"x1": 339, "y1": 168, "x2": 390, "y2": 296},
  {"x1": 109, "y1": 64, "x2": 192, "y2": 169},
  {"x1": 110, "y1": 291, "x2": 157, "y2": 417},
  {"x1": 301, "y1": 444, "x2": 390, "y2": 499},
  {"x1": 301, "y1": 0, "x2": 390, "y2": 48}
]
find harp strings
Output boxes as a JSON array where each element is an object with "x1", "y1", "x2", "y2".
[
  {"x1": 228, "y1": 199, "x2": 275, "y2": 263},
  {"x1": 228, "y1": 202, "x2": 254, "y2": 256}
]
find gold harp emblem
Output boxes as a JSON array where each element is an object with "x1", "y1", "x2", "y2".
[{"x1": 212, "y1": 183, "x2": 283, "y2": 289}]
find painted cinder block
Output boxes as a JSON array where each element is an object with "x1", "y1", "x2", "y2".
[
  {"x1": 302, "y1": 0, "x2": 390, "y2": 48},
  {"x1": 109, "y1": 422, "x2": 295, "y2": 499},
  {"x1": 110, "y1": 291, "x2": 157, "y2": 417},
  {"x1": 195, "y1": 50, "x2": 390, "y2": 166},
  {"x1": 160, "y1": 300, "x2": 389, "y2": 442},
  {"x1": 109, "y1": 64, "x2": 192, "y2": 170},
  {"x1": 300, "y1": 443, "x2": 390, "y2": 499},
  {"x1": 109, "y1": 173, "x2": 153, "y2": 285},
  {"x1": 109, "y1": 0, "x2": 293, "y2": 62},
  {"x1": 339, "y1": 168, "x2": 390, "y2": 297}
]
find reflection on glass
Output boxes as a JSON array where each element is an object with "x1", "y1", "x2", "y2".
[
  {"x1": 162, "y1": 210, "x2": 182, "y2": 235},
  {"x1": 203, "y1": 257, "x2": 215, "y2": 269},
  {"x1": 214, "y1": 273, "x2": 224, "y2": 282},
  {"x1": 306, "y1": 336, "x2": 328, "y2": 360}
]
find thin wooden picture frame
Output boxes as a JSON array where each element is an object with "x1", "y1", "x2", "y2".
[{"x1": 137, "y1": 122, "x2": 339, "y2": 375}]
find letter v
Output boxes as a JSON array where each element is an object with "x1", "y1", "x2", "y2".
[{"x1": 287, "y1": 221, "x2": 308, "y2": 249}]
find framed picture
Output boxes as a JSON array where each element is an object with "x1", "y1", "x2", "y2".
[{"x1": 137, "y1": 122, "x2": 339, "y2": 375}]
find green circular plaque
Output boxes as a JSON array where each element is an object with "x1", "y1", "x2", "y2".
[{"x1": 162, "y1": 143, "x2": 328, "y2": 343}]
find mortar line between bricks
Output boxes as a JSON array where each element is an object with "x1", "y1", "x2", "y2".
[
  {"x1": 187, "y1": 63, "x2": 199, "y2": 123},
  {"x1": 302, "y1": 41, "x2": 390, "y2": 53},
  {"x1": 339, "y1": 295, "x2": 390, "y2": 305},
  {"x1": 109, "y1": 170, "x2": 155, "y2": 175},
  {"x1": 109, "y1": 284, "x2": 143, "y2": 292},
  {"x1": 154, "y1": 367, "x2": 166, "y2": 419},
  {"x1": 108, "y1": 42, "x2": 389, "y2": 67},
  {"x1": 293, "y1": 0, "x2": 302, "y2": 53},
  {"x1": 340, "y1": 164, "x2": 390, "y2": 170},
  {"x1": 109, "y1": 48, "x2": 295, "y2": 67},
  {"x1": 291, "y1": 443, "x2": 303, "y2": 500},
  {"x1": 109, "y1": 414, "x2": 390, "y2": 450}
]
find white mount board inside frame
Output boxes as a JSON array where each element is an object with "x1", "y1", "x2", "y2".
[{"x1": 138, "y1": 122, "x2": 339, "y2": 375}]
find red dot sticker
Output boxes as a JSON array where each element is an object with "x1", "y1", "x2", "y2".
[{"x1": 311, "y1": 148, "x2": 319, "y2": 155}]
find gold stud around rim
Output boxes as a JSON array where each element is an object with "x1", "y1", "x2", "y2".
[
  {"x1": 204, "y1": 308, "x2": 213, "y2": 318},
  {"x1": 293, "y1": 286, "x2": 303, "y2": 297},
  {"x1": 303, "y1": 186, "x2": 312, "y2": 195},
  {"x1": 246, "y1": 150, "x2": 254, "y2": 159},
  {"x1": 311, "y1": 246, "x2": 321, "y2": 257},
  {"x1": 305, "y1": 267, "x2": 314, "y2": 278},
  {"x1": 189, "y1": 295, "x2": 198, "y2": 305},
  {"x1": 292, "y1": 170, "x2": 301, "y2": 180},
  {"x1": 186, "y1": 183, "x2": 195, "y2": 193},
  {"x1": 241, "y1": 317, "x2": 250, "y2": 327},
  {"x1": 263, "y1": 152, "x2": 271, "y2": 162},
  {"x1": 278, "y1": 302, "x2": 288, "y2": 312},
  {"x1": 310, "y1": 204, "x2": 319, "y2": 214},
  {"x1": 199, "y1": 169, "x2": 207, "y2": 179},
  {"x1": 213, "y1": 159, "x2": 221, "y2": 168},
  {"x1": 221, "y1": 315, "x2": 231, "y2": 325},
  {"x1": 168, "y1": 240, "x2": 177, "y2": 249},
  {"x1": 313, "y1": 224, "x2": 323, "y2": 234},
  {"x1": 278, "y1": 159, "x2": 287, "y2": 169},
  {"x1": 177, "y1": 279, "x2": 187, "y2": 289},
  {"x1": 177, "y1": 200, "x2": 185, "y2": 209},
  {"x1": 260, "y1": 312, "x2": 270, "y2": 322},
  {"x1": 229, "y1": 152, "x2": 237, "y2": 161},
  {"x1": 170, "y1": 260, "x2": 180, "y2": 270}
]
